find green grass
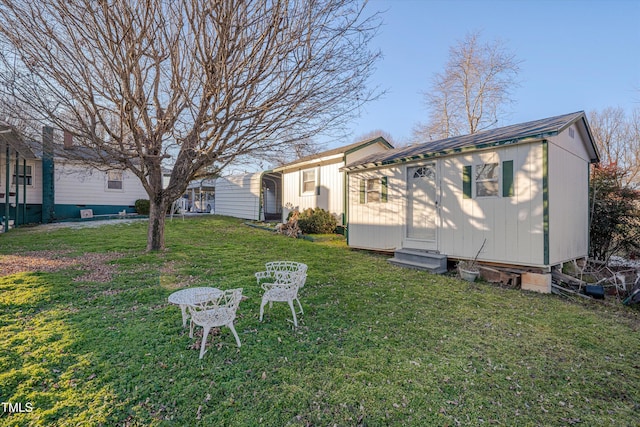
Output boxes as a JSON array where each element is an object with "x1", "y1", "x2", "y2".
[{"x1": 1, "y1": 215, "x2": 639, "y2": 426}]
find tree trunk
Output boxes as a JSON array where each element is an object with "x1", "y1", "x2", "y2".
[{"x1": 147, "y1": 196, "x2": 167, "y2": 251}]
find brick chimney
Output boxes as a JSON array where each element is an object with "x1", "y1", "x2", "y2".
[{"x1": 63, "y1": 130, "x2": 73, "y2": 149}]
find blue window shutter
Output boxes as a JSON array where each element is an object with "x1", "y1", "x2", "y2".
[
  {"x1": 316, "y1": 167, "x2": 321, "y2": 195},
  {"x1": 503, "y1": 160, "x2": 514, "y2": 197},
  {"x1": 463, "y1": 165, "x2": 472, "y2": 199},
  {"x1": 381, "y1": 177, "x2": 388, "y2": 202}
]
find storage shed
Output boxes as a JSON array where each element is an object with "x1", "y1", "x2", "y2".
[
  {"x1": 343, "y1": 112, "x2": 599, "y2": 285},
  {"x1": 213, "y1": 171, "x2": 282, "y2": 221}
]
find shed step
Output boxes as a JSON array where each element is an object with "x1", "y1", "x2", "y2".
[{"x1": 388, "y1": 249, "x2": 448, "y2": 274}]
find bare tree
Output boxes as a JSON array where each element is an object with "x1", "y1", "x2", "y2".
[
  {"x1": 0, "y1": 0, "x2": 381, "y2": 250},
  {"x1": 415, "y1": 31, "x2": 521, "y2": 141},
  {"x1": 588, "y1": 107, "x2": 640, "y2": 188},
  {"x1": 353, "y1": 129, "x2": 395, "y2": 146}
]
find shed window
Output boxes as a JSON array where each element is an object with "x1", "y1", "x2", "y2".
[
  {"x1": 359, "y1": 177, "x2": 388, "y2": 203},
  {"x1": 12, "y1": 164, "x2": 33, "y2": 186},
  {"x1": 302, "y1": 169, "x2": 316, "y2": 194},
  {"x1": 107, "y1": 170, "x2": 123, "y2": 190},
  {"x1": 475, "y1": 163, "x2": 499, "y2": 197},
  {"x1": 366, "y1": 178, "x2": 380, "y2": 202}
]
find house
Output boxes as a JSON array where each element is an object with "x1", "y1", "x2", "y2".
[
  {"x1": 0, "y1": 125, "x2": 149, "y2": 229},
  {"x1": 273, "y1": 136, "x2": 393, "y2": 223},
  {"x1": 342, "y1": 112, "x2": 599, "y2": 292}
]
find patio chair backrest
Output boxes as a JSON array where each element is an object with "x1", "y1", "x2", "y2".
[
  {"x1": 265, "y1": 261, "x2": 308, "y2": 288},
  {"x1": 188, "y1": 288, "x2": 242, "y2": 326}
]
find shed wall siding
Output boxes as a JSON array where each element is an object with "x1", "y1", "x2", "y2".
[
  {"x1": 347, "y1": 167, "x2": 404, "y2": 251},
  {"x1": 214, "y1": 174, "x2": 261, "y2": 220},
  {"x1": 347, "y1": 143, "x2": 548, "y2": 266},
  {"x1": 54, "y1": 161, "x2": 147, "y2": 205},
  {"x1": 439, "y1": 143, "x2": 545, "y2": 266},
  {"x1": 547, "y1": 129, "x2": 591, "y2": 264}
]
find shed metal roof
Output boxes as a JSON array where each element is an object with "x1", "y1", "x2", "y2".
[{"x1": 344, "y1": 111, "x2": 599, "y2": 170}]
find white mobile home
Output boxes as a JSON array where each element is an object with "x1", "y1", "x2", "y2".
[
  {"x1": 343, "y1": 112, "x2": 599, "y2": 282},
  {"x1": 273, "y1": 137, "x2": 393, "y2": 223},
  {"x1": 1, "y1": 126, "x2": 148, "y2": 226}
]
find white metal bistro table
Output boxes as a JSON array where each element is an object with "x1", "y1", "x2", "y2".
[{"x1": 168, "y1": 287, "x2": 222, "y2": 327}]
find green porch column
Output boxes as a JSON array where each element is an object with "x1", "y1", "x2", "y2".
[
  {"x1": 42, "y1": 126, "x2": 55, "y2": 223},
  {"x1": 4, "y1": 144, "x2": 9, "y2": 232},
  {"x1": 23, "y1": 158, "x2": 27, "y2": 223},
  {"x1": 14, "y1": 150, "x2": 19, "y2": 226}
]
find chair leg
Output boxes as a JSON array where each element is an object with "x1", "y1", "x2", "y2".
[
  {"x1": 189, "y1": 319, "x2": 194, "y2": 339},
  {"x1": 288, "y1": 299, "x2": 298, "y2": 327},
  {"x1": 295, "y1": 297, "x2": 304, "y2": 315},
  {"x1": 199, "y1": 326, "x2": 210, "y2": 359},
  {"x1": 259, "y1": 298, "x2": 267, "y2": 322},
  {"x1": 228, "y1": 322, "x2": 241, "y2": 347}
]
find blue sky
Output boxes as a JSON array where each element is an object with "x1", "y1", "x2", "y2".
[{"x1": 340, "y1": 0, "x2": 640, "y2": 146}]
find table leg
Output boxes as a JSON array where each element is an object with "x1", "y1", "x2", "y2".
[{"x1": 180, "y1": 304, "x2": 188, "y2": 327}]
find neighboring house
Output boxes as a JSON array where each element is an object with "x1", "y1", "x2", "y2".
[
  {"x1": 1, "y1": 126, "x2": 149, "y2": 227},
  {"x1": 273, "y1": 136, "x2": 393, "y2": 223},
  {"x1": 342, "y1": 112, "x2": 599, "y2": 291}
]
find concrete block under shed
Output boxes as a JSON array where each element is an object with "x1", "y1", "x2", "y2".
[{"x1": 521, "y1": 272, "x2": 552, "y2": 294}]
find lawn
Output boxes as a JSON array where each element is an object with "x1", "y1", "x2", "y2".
[{"x1": 1, "y1": 216, "x2": 639, "y2": 426}]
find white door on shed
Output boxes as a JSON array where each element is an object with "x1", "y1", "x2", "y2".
[{"x1": 407, "y1": 164, "x2": 438, "y2": 247}]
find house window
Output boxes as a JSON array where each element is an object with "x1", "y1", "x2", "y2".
[
  {"x1": 12, "y1": 164, "x2": 33, "y2": 186},
  {"x1": 301, "y1": 169, "x2": 316, "y2": 194},
  {"x1": 107, "y1": 170, "x2": 123, "y2": 190},
  {"x1": 475, "y1": 163, "x2": 499, "y2": 197}
]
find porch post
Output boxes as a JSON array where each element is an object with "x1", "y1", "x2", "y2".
[
  {"x1": 23, "y1": 158, "x2": 27, "y2": 223},
  {"x1": 4, "y1": 144, "x2": 9, "y2": 232},
  {"x1": 14, "y1": 150, "x2": 19, "y2": 226}
]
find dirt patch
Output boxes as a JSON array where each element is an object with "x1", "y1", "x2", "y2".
[{"x1": 0, "y1": 250, "x2": 123, "y2": 283}]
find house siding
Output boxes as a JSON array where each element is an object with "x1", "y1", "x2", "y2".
[
  {"x1": 0, "y1": 156, "x2": 42, "y2": 204},
  {"x1": 281, "y1": 160, "x2": 343, "y2": 220},
  {"x1": 54, "y1": 161, "x2": 147, "y2": 206}
]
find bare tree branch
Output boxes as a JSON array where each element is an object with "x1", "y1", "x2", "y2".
[
  {"x1": 414, "y1": 30, "x2": 521, "y2": 141},
  {"x1": 0, "y1": 0, "x2": 382, "y2": 250}
]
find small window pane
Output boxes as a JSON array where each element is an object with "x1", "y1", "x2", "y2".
[
  {"x1": 107, "y1": 171, "x2": 123, "y2": 190},
  {"x1": 476, "y1": 163, "x2": 499, "y2": 197},
  {"x1": 366, "y1": 178, "x2": 380, "y2": 202},
  {"x1": 13, "y1": 165, "x2": 33, "y2": 186},
  {"x1": 302, "y1": 169, "x2": 315, "y2": 193}
]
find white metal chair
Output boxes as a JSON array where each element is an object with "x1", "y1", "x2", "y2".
[
  {"x1": 187, "y1": 288, "x2": 243, "y2": 359},
  {"x1": 256, "y1": 261, "x2": 308, "y2": 327}
]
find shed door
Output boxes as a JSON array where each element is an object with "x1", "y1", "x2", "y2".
[{"x1": 407, "y1": 165, "x2": 437, "y2": 244}]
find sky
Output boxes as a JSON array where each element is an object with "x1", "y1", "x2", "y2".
[{"x1": 336, "y1": 0, "x2": 640, "y2": 148}]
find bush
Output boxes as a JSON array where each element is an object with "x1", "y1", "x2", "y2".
[
  {"x1": 134, "y1": 199, "x2": 150, "y2": 215},
  {"x1": 589, "y1": 163, "x2": 640, "y2": 261},
  {"x1": 296, "y1": 208, "x2": 338, "y2": 234}
]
